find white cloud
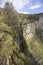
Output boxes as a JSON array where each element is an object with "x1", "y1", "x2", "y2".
[
  {"x1": 30, "y1": 3, "x2": 42, "y2": 9},
  {"x1": 10, "y1": 0, "x2": 31, "y2": 11},
  {"x1": 18, "y1": 11, "x2": 31, "y2": 14},
  {"x1": 1, "y1": 0, "x2": 42, "y2": 14},
  {"x1": 3, "y1": 0, "x2": 30, "y2": 11},
  {"x1": 0, "y1": 0, "x2": 31, "y2": 14}
]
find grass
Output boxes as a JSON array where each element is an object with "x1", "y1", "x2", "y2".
[{"x1": 26, "y1": 37, "x2": 43, "y2": 61}]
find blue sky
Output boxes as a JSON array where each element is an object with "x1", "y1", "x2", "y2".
[{"x1": 0, "y1": 0, "x2": 43, "y2": 14}]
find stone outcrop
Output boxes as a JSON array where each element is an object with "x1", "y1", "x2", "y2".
[{"x1": 23, "y1": 15, "x2": 43, "y2": 39}]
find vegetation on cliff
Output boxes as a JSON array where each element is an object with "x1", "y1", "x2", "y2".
[{"x1": 0, "y1": 1, "x2": 43, "y2": 65}]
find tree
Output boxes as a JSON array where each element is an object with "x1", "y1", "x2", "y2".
[
  {"x1": 4, "y1": 1, "x2": 17, "y2": 26},
  {"x1": 4, "y1": 1, "x2": 14, "y2": 12}
]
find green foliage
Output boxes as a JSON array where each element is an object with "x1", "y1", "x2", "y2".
[
  {"x1": 0, "y1": 22, "x2": 11, "y2": 33},
  {"x1": 27, "y1": 14, "x2": 39, "y2": 23},
  {"x1": 26, "y1": 37, "x2": 43, "y2": 61},
  {"x1": 0, "y1": 1, "x2": 43, "y2": 65},
  {"x1": 35, "y1": 28, "x2": 43, "y2": 42}
]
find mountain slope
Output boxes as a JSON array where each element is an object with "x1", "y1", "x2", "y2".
[{"x1": 0, "y1": 5, "x2": 43, "y2": 65}]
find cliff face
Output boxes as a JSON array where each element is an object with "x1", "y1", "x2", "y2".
[
  {"x1": 23, "y1": 14, "x2": 43, "y2": 40},
  {"x1": 24, "y1": 14, "x2": 43, "y2": 65},
  {"x1": 0, "y1": 7, "x2": 43, "y2": 65}
]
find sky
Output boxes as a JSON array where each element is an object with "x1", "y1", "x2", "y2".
[{"x1": 0, "y1": 0, "x2": 43, "y2": 14}]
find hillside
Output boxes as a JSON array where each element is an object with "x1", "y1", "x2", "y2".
[{"x1": 0, "y1": 2, "x2": 43, "y2": 65}]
